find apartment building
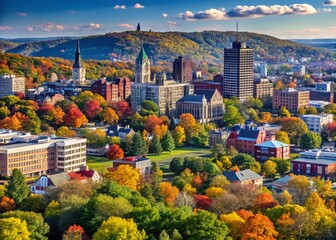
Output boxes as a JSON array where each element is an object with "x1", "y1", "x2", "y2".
[
  {"x1": 253, "y1": 78, "x2": 274, "y2": 99},
  {"x1": 273, "y1": 89, "x2": 309, "y2": 113},
  {"x1": 0, "y1": 74, "x2": 25, "y2": 98},
  {"x1": 0, "y1": 130, "x2": 86, "y2": 177},
  {"x1": 300, "y1": 114, "x2": 333, "y2": 133}
]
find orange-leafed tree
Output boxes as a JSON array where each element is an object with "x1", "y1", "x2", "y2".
[
  {"x1": 50, "y1": 106, "x2": 65, "y2": 125},
  {"x1": 178, "y1": 113, "x2": 196, "y2": 130},
  {"x1": 241, "y1": 213, "x2": 278, "y2": 240},
  {"x1": 101, "y1": 107, "x2": 119, "y2": 125},
  {"x1": 107, "y1": 144, "x2": 124, "y2": 160},
  {"x1": 105, "y1": 165, "x2": 140, "y2": 191},
  {"x1": 253, "y1": 193, "x2": 278, "y2": 211},
  {"x1": 84, "y1": 99, "x2": 102, "y2": 120},
  {"x1": 259, "y1": 112, "x2": 272, "y2": 123},
  {"x1": 160, "y1": 182, "x2": 179, "y2": 204},
  {"x1": 0, "y1": 115, "x2": 22, "y2": 131},
  {"x1": 0, "y1": 196, "x2": 15, "y2": 213},
  {"x1": 145, "y1": 115, "x2": 163, "y2": 133},
  {"x1": 153, "y1": 124, "x2": 168, "y2": 139},
  {"x1": 236, "y1": 209, "x2": 254, "y2": 221},
  {"x1": 63, "y1": 106, "x2": 88, "y2": 128},
  {"x1": 63, "y1": 224, "x2": 88, "y2": 240}
]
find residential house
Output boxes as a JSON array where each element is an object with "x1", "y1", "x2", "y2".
[
  {"x1": 223, "y1": 169, "x2": 263, "y2": 188},
  {"x1": 68, "y1": 169, "x2": 101, "y2": 183},
  {"x1": 254, "y1": 140, "x2": 290, "y2": 162},
  {"x1": 106, "y1": 125, "x2": 135, "y2": 140},
  {"x1": 30, "y1": 172, "x2": 70, "y2": 195}
]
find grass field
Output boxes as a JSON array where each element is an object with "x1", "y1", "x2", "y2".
[{"x1": 87, "y1": 147, "x2": 211, "y2": 180}]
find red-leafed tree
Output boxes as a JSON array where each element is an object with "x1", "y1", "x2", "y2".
[
  {"x1": 63, "y1": 224, "x2": 88, "y2": 240},
  {"x1": 63, "y1": 106, "x2": 88, "y2": 128},
  {"x1": 253, "y1": 193, "x2": 278, "y2": 211},
  {"x1": 84, "y1": 99, "x2": 102, "y2": 120},
  {"x1": 194, "y1": 195, "x2": 212, "y2": 210},
  {"x1": 111, "y1": 101, "x2": 132, "y2": 119},
  {"x1": 107, "y1": 144, "x2": 124, "y2": 160}
]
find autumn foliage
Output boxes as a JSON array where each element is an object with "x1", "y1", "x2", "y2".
[
  {"x1": 241, "y1": 213, "x2": 278, "y2": 240},
  {"x1": 105, "y1": 165, "x2": 140, "y2": 190},
  {"x1": 160, "y1": 182, "x2": 179, "y2": 204},
  {"x1": 63, "y1": 224, "x2": 88, "y2": 240},
  {"x1": 63, "y1": 106, "x2": 88, "y2": 128},
  {"x1": 194, "y1": 195, "x2": 212, "y2": 210},
  {"x1": 0, "y1": 196, "x2": 15, "y2": 213},
  {"x1": 107, "y1": 144, "x2": 124, "y2": 160}
]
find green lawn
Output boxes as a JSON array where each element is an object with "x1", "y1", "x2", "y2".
[{"x1": 87, "y1": 147, "x2": 212, "y2": 180}]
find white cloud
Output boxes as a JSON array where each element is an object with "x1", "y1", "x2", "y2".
[
  {"x1": 18, "y1": 12, "x2": 28, "y2": 17},
  {"x1": 323, "y1": 0, "x2": 336, "y2": 6},
  {"x1": 162, "y1": 13, "x2": 168, "y2": 17},
  {"x1": 117, "y1": 23, "x2": 135, "y2": 30},
  {"x1": 133, "y1": 3, "x2": 144, "y2": 9},
  {"x1": 319, "y1": 8, "x2": 333, "y2": 12},
  {"x1": 179, "y1": 4, "x2": 318, "y2": 20},
  {"x1": 168, "y1": 21, "x2": 177, "y2": 27},
  {"x1": 114, "y1": 5, "x2": 126, "y2": 10},
  {"x1": 80, "y1": 23, "x2": 101, "y2": 30},
  {"x1": 0, "y1": 26, "x2": 13, "y2": 31},
  {"x1": 26, "y1": 22, "x2": 66, "y2": 32}
]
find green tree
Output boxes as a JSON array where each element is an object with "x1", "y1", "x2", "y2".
[
  {"x1": 275, "y1": 131, "x2": 290, "y2": 144},
  {"x1": 0, "y1": 106, "x2": 10, "y2": 120},
  {"x1": 272, "y1": 158, "x2": 291, "y2": 175},
  {"x1": 130, "y1": 131, "x2": 147, "y2": 156},
  {"x1": 279, "y1": 106, "x2": 291, "y2": 117},
  {"x1": 140, "y1": 100, "x2": 159, "y2": 116},
  {"x1": 183, "y1": 210, "x2": 229, "y2": 239},
  {"x1": 211, "y1": 144, "x2": 226, "y2": 159},
  {"x1": 149, "y1": 135, "x2": 163, "y2": 155},
  {"x1": 300, "y1": 131, "x2": 322, "y2": 150},
  {"x1": 0, "y1": 217, "x2": 30, "y2": 240},
  {"x1": 5, "y1": 168, "x2": 29, "y2": 204},
  {"x1": 280, "y1": 117, "x2": 308, "y2": 145},
  {"x1": 161, "y1": 131, "x2": 175, "y2": 153},
  {"x1": 92, "y1": 216, "x2": 146, "y2": 240},
  {"x1": 1, "y1": 210, "x2": 50, "y2": 240},
  {"x1": 170, "y1": 158, "x2": 185, "y2": 174},
  {"x1": 232, "y1": 153, "x2": 256, "y2": 167},
  {"x1": 305, "y1": 106, "x2": 318, "y2": 114},
  {"x1": 223, "y1": 105, "x2": 244, "y2": 127}
]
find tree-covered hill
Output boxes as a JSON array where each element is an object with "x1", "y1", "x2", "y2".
[{"x1": 1, "y1": 31, "x2": 333, "y2": 63}]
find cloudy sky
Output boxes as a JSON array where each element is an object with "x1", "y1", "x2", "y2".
[{"x1": 0, "y1": 0, "x2": 335, "y2": 39}]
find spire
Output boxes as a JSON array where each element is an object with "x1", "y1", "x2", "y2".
[
  {"x1": 136, "y1": 22, "x2": 141, "y2": 31},
  {"x1": 136, "y1": 46, "x2": 148, "y2": 64},
  {"x1": 73, "y1": 40, "x2": 82, "y2": 68}
]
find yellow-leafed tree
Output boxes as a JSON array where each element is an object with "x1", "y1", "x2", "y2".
[{"x1": 105, "y1": 165, "x2": 140, "y2": 191}]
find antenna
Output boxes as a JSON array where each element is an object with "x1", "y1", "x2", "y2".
[{"x1": 236, "y1": 21, "x2": 239, "y2": 42}]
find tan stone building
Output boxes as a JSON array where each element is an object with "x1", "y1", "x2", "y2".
[
  {"x1": 0, "y1": 131, "x2": 86, "y2": 178},
  {"x1": 253, "y1": 78, "x2": 273, "y2": 99},
  {"x1": 273, "y1": 89, "x2": 309, "y2": 113},
  {"x1": 176, "y1": 89, "x2": 224, "y2": 124},
  {"x1": 0, "y1": 74, "x2": 25, "y2": 98}
]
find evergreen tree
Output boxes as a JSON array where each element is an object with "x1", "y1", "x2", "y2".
[
  {"x1": 159, "y1": 230, "x2": 171, "y2": 240},
  {"x1": 5, "y1": 168, "x2": 29, "y2": 204},
  {"x1": 171, "y1": 229, "x2": 183, "y2": 240},
  {"x1": 169, "y1": 116, "x2": 177, "y2": 131},
  {"x1": 161, "y1": 131, "x2": 175, "y2": 153},
  {"x1": 130, "y1": 132, "x2": 147, "y2": 156},
  {"x1": 149, "y1": 135, "x2": 163, "y2": 155}
]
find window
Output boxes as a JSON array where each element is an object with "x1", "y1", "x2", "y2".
[{"x1": 317, "y1": 166, "x2": 323, "y2": 175}]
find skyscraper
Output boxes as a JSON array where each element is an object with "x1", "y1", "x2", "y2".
[
  {"x1": 135, "y1": 46, "x2": 151, "y2": 83},
  {"x1": 173, "y1": 56, "x2": 193, "y2": 83},
  {"x1": 223, "y1": 32, "x2": 253, "y2": 102},
  {"x1": 72, "y1": 40, "x2": 86, "y2": 85}
]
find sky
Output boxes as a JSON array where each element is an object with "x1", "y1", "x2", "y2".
[{"x1": 0, "y1": 0, "x2": 335, "y2": 39}]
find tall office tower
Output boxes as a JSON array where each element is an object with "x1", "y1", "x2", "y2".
[
  {"x1": 223, "y1": 32, "x2": 254, "y2": 102},
  {"x1": 72, "y1": 40, "x2": 86, "y2": 85},
  {"x1": 173, "y1": 56, "x2": 193, "y2": 83},
  {"x1": 135, "y1": 46, "x2": 151, "y2": 83}
]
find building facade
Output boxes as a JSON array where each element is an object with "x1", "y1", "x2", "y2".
[
  {"x1": 91, "y1": 77, "x2": 133, "y2": 102},
  {"x1": 192, "y1": 74, "x2": 224, "y2": 93},
  {"x1": 173, "y1": 56, "x2": 193, "y2": 83},
  {"x1": 0, "y1": 131, "x2": 86, "y2": 178},
  {"x1": 254, "y1": 140, "x2": 290, "y2": 162},
  {"x1": 273, "y1": 89, "x2": 310, "y2": 113},
  {"x1": 253, "y1": 78, "x2": 273, "y2": 99},
  {"x1": 208, "y1": 129, "x2": 230, "y2": 147},
  {"x1": 310, "y1": 91, "x2": 334, "y2": 103},
  {"x1": 112, "y1": 156, "x2": 152, "y2": 174},
  {"x1": 176, "y1": 89, "x2": 224, "y2": 124},
  {"x1": 223, "y1": 169, "x2": 263, "y2": 188},
  {"x1": 223, "y1": 40, "x2": 254, "y2": 102},
  {"x1": 72, "y1": 40, "x2": 86, "y2": 85},
  {"x1": 300, "y1": 114, "x2": 333, "y2": 133},
  {"x1": 0, "y1": 74, "x2": 25, "y2": 98},
  {"x1": 135, "y1": 47, "x2": 151, "y2": 84}
]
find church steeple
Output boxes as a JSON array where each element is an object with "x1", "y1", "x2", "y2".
[
  {"x1": 136, "y1": 46, "x2": 148, "y2": 64},
  {"x1": 72, "y1": 40, "x2": 86, "y2": 84},
  {"x1": 73, "y1": 40, "x2": 82, "y2": 68},
  {"x1": 136, "y1": 22, "x2": 141, "y2": 31},
  {"x1": 135, "y1": 46, "x2": 151, "y2": 83}
]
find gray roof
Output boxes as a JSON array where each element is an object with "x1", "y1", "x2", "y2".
[
  {"x1": 255, "y1": 140, "x2": 289, "y2": 148},
  {"x1": 238, "y1": 128, "x2": 261, "y2": 140},
  {"x1": 194, "y1": 89, "x2": 217, "y2": 101},
  {"x1": 177, "y1": 94, "x2": 205, "y2": 103},
  {"x1": 223, "y1": 169, "x2": 262, "y2": 182},
  {"x1": 292, "y1": 158, "x2": 336, "y2": 165},
  {"x1": 48, "y1": 172, "x2": 70, "y2": 187}
]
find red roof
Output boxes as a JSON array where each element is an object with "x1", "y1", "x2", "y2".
[
  {"x1": 228, "y1": 132, "x2": 238, "y2": 139},
  {"x1": 68, "y1": 170, "x2": 95, "y2": 180}
]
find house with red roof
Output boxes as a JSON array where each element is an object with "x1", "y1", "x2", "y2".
[{"x1": 67, "y1": 169, "x2": 101, "y2": 183}]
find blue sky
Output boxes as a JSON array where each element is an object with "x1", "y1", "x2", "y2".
[{"x1": 0, "y1": 0, "x2": 335, "y2": 39}]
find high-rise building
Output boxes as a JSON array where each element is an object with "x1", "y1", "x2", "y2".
[
  {"x1": 0, "y1": 74, "x2": 25, "y2": 98},
  {"x1": 135, "y1": 47, "x2": 151, "y2": 84},
  {"x1": 173, "y1": 56, "x2": 193, "y2": 83},
  {"x1": 259, "y1": 63, "x2": 268, "y2": 77},
  {"x1": 223, "y1": 36, "x2": 254, "y2": 102},
  {"x1": 72, "y1": 40, "x2": 86, "y2": 85}
]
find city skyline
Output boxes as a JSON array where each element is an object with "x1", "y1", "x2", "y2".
[{"x1": 0, "y1": 0, "x2": 335, "y2": 39}]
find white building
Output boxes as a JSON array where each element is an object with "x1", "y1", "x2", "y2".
[
  {"x1": 0, "y1": 74, "x2": 25, "y2": 98},
  {"x1": 309, "y1": 100, "x2": 330, "y2": 110},
  {"x1": 259, "y1": 63, "x2": 268, "y2": 77},
  {"x1": 300, "y1": 114, "x2": 333, "y2": 133},
  {"x1": 315, "y1": 82, "x2": 331, "y2": 92}
]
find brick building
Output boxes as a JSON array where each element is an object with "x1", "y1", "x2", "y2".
[
  {"x1": 173, "y1": 56, "x2": 193, "y2": 83},
  {"x1": 91, "y1": 77, "x2": 133, "y2": 102},
  {"x1": 310, "y1": 91, "x2": 334, "y2": 103},
  {"x1": 273, "y1": 89, "x2": 309, "y2": 113},
  {"x1": 254, "y1": 140, "x2": 290, "y2": 162},
  {"x1": 193, "y1": 74, "x2": 224, "y2": 93}
]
